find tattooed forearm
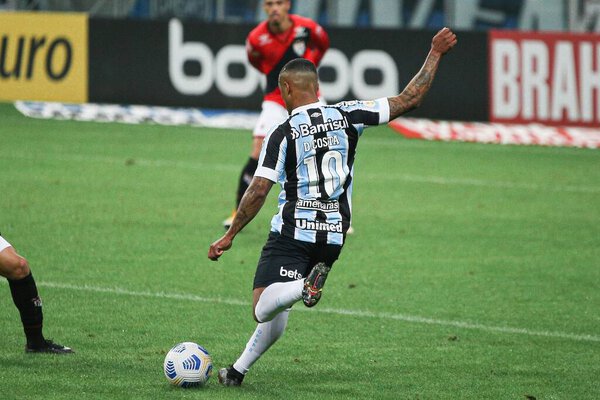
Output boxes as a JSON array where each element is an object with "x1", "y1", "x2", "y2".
[
  {"x1": 228, "y1": 177, "x2": 272, "y2": 237},
  {"x1": 388, "y1": 50, "x2": 442, "y2": 120}
]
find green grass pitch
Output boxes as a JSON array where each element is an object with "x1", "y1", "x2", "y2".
[{"x1": 0, "y1": 102, "x2": 599, "y2": 399}]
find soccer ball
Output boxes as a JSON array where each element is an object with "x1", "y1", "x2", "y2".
[{"x1": 163, "y1": 342, "x2": 213, "y2": 387}]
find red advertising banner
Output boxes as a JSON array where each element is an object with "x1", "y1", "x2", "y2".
[
  {"x1": 489, "y1": 30, "x2": 600, "y2": 128},
  {"x1": 389, "y1": 117, "x2": 600, "y2": 149}
]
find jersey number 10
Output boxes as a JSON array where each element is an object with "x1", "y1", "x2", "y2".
[{"x1": 303, "y1": 150, "x2": 346, "y2": 198}]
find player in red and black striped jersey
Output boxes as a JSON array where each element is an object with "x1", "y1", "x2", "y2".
[{"x1": 223, "y1": 0, "x2": 330, "y2": 228}]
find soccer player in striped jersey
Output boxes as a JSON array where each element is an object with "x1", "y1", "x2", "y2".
[
  {"x1": 0, "y1": 234, "x2": 73, "y2": 353},
  {"x1": 209, "y1": 27, "x2": 457, "y2": 386}
]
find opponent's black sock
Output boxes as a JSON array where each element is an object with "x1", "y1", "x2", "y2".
[
  {"x1": 8, "y1": 273, "x2": 45, "y2": 347},
  {"x1": 236, "y1": 157, "x2": 259, "y2": 206}
]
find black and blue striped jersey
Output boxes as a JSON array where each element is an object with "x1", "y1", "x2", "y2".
[{"x1": 255, "y1": 98, "x2": 390, "y2": 245}]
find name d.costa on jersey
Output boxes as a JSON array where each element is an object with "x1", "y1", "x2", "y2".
[
  {"x1": 291, "y1": 117, "x2": 349, "y2": 139},
  {"x1": 303, "y1": 135, "x2": 340, "y2": 151}
]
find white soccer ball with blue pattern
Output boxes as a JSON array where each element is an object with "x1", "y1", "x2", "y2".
[{"x1": 164, "y1": 342, "x2": 213, "y2": 387}]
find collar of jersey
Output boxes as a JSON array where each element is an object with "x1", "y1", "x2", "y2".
[{"x1": 291, "y1": 101, "x2": 323, "y2": 116}]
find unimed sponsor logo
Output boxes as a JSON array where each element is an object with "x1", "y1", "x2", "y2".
[
  {"x1": 490, "y1": 31, "x2": 600, "y2": 127},
  {"x1": 296, "y1": 219, "x2": 343, "y2": 233},
  {"x1": 0, "y1": 12, "x2": 88, "y2": 103}
]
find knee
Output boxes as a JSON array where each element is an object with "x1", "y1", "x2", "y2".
[
  {"x1": 252, "y1": 287, "x2": 266, "y2": 323},
  {"x1": 252, "y1": 305, "x2": 264, "y2": 323},
  {"x1": 254, "y1": 304, "x2": 279, "y2": 324},
  {"x1": 253, "y1": 310, "x2": 261, "y2": 323},
  {"x1": 12, "y1": 256, "x2": 30, "y2": 279},
  {"x1": 3, "y1": 255, "x2": 31, "y2": 280}
]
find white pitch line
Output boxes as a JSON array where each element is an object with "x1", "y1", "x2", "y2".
[
  {"x1": 362, "y1": 172, "x2": 600, "y2": 194},
  {"x1": 27, "y1": 281, "x2": 600, "y2": 343},
  {"x1": 314, "y1": 307, "x2": 600, "y2": 343}
]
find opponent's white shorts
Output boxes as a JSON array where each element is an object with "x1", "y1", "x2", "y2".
[
  {"x1": 252, "y1": 101, "x2": 289, "y2": 138},
  {"x1": 0, "y1": 235, "x2": 11, "y2": 252}
]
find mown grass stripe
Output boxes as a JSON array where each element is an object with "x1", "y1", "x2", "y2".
[
  {"x1": 25, "y1": 280, "x2": 600, "y2": 344},
  {"x1": 3, "y1": 152, "x2": 599, "y2": 194}
]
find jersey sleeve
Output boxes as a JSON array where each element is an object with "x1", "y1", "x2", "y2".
[
  {"x1": 246, "y1": 22, "x2": 270, "y2": 74},
  {"x1": 246, "y1": 28, "x2": 268, "y2": 73},
  {"x1": 337, "y1": 98, "x2": 390, "y2": 128},
  {"x1": 255, "y1": 126, "x2": 287, "y2": 183},
  {"x1": 305, "y1": 23, "x2": 330, "y2": 66}
]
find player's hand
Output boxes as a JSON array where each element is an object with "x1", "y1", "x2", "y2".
[
  {"x1": 431, "y1": 27, "x2": 457, "y2": 55},
  {"x1": 208, "y1": 236, "x2": 233, "y2": 261}
]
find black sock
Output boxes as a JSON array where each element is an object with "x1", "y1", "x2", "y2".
[
  {"x1": 8, "y1": 273, "x2": 45, "y2": 347},
  {"x1": 236, "y1": 157, "x2": 259, "y2": 207},
  {"x1": 229, "y1": 365, "x2": 245, "y2": 381}
]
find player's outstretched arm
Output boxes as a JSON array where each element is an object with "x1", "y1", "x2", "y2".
[
  {"x1": 306, "y1": 24, "x2": 330, "y2": 65},
  {"x1": 388, "y1": 27, "x2": 457, "y2": 120},
  {"x1": 208, "y1": 176, "x2": 273, "y2": 261}
]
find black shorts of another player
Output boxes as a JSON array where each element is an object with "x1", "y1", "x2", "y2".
[{"x1": 253, "y1": 231, "x2": 342, "y2": 289}]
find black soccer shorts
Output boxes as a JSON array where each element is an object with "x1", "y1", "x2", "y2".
[{"x1": 253, "y1": 231, "x2": 342, "y2": 289}]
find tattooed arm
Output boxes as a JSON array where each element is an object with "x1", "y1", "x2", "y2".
[
  {"x1": 208, "y1": 176, "x2": 273, "y2": 261},
  {"x1": 388, "y1": 28, "x2": 457, "y2": 120}
]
